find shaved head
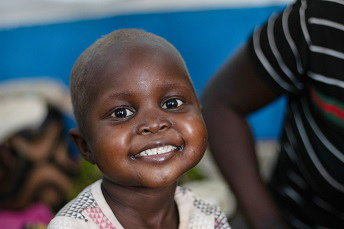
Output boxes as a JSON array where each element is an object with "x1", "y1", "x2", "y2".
[{"x1": 70, "y1": 29, "x2": 188, "y2": 135}]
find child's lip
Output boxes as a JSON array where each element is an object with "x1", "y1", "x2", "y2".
[
  {"x1": 135, "y1": 145, "x2": 181, "y2": 157},
  {"x1": 132, "y1": 142, "x2": 183, "y2": 158}
]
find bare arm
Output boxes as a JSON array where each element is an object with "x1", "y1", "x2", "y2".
[{"x1": 202, "y1": 44, "x2": 287, "y2": 229}]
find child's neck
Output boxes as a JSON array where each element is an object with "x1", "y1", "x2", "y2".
[{"x1": 101, "y1": 179, "x2": 179, "y2": 229}]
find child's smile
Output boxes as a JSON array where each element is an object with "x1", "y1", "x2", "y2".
[
  {"x1": 134, "y1": 145, "x2": 178, "y2": 157},
  {"x1": 82, "y1": 43, "x2": 208, "y2": 188}
]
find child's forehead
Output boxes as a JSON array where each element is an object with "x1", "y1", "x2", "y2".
[
  {"x1": 89, "y1": 45, "x2": 194, "y2": 97},
  {"x1": 102, "y1": 42, "x2": 189, "y2": 79},
  {"x1": 85, "y1": 38, "x2": 195, "y2": 99},
  {"x1": 110, "y1": 41, "x2": 182, "y2": 64}
]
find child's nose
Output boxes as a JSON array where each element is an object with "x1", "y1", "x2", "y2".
[{"x1": 137, "y1": 118, "x2": 172, "y2": 135}]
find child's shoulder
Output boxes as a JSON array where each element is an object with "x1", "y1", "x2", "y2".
[
  {"x1": 56, "y1": 181, "x2": 98, "y2": 220},
  {"x1": 48, "y1": 180, "x2": 101, "y2": 229},
  {"x1": 175, "y1": 186, "x2": 231, "y2": 229}
]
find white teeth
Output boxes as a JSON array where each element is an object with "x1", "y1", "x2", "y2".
[{"x1": 137, "y1": 145, "x2": 177, "y2": 157}]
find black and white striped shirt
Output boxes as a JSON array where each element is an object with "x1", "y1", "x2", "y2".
[{"x1": 248, "y1": 0, "x2": 344, "y2": 228}]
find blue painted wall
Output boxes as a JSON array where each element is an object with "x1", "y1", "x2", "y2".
[{"x1": 0, "y1": 5, "x2": 286, "y2": 139}]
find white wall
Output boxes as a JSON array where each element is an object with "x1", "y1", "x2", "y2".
[{"x1": 1, "y1": 0, "x2": 293, "y2": 28}]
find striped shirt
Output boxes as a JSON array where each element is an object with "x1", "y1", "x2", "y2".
[{"x1": 248, "y1": 0, "x2": 344, "y2": 228}]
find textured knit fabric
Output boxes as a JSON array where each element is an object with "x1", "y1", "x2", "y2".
[
  {"x1": 248, "y1": 0, "x2": 344, "y2": 228},
  {"x1": 48, "y1": 180, "x2": 230, "y2": 229}
]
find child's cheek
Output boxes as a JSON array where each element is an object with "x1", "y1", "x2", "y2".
[{"x1": 181, "y1": 114, "x2": 207, "y2": 147}]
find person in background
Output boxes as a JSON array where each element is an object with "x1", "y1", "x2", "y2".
[
  {"x1": 202, "y1": 0, "x2": 344, "y2": 228},
  {"x1": 0, "y1": 80, "x2": 79, "y2": 229}
]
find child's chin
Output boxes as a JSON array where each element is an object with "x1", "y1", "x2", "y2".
[{"x1": 141, "y1": 176, "x2": 180, "y2": 189}]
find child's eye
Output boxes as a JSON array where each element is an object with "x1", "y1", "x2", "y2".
[
  {"x1": 162, "y1": 98, "x2": 183, "y2": 109},
  {"x1": 111, "y1": 108, "x2": 134, "y2": 118}
]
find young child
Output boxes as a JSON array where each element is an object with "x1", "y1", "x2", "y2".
[{"x1": 48, "y1": 29, "x2": 230, "y2": 229}]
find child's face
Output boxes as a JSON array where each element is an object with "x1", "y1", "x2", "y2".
[{"x1": 83, "y1": 44, "x2": 207, "y2": 188}]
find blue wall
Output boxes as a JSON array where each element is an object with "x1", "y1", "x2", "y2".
[{"x1": 0, "y1": 5, "x2": 286, "y2": 139}]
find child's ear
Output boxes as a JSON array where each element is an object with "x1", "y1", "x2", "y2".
[{"x1": 69, "y1": 128, "x2": 96, "y2": 164}]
